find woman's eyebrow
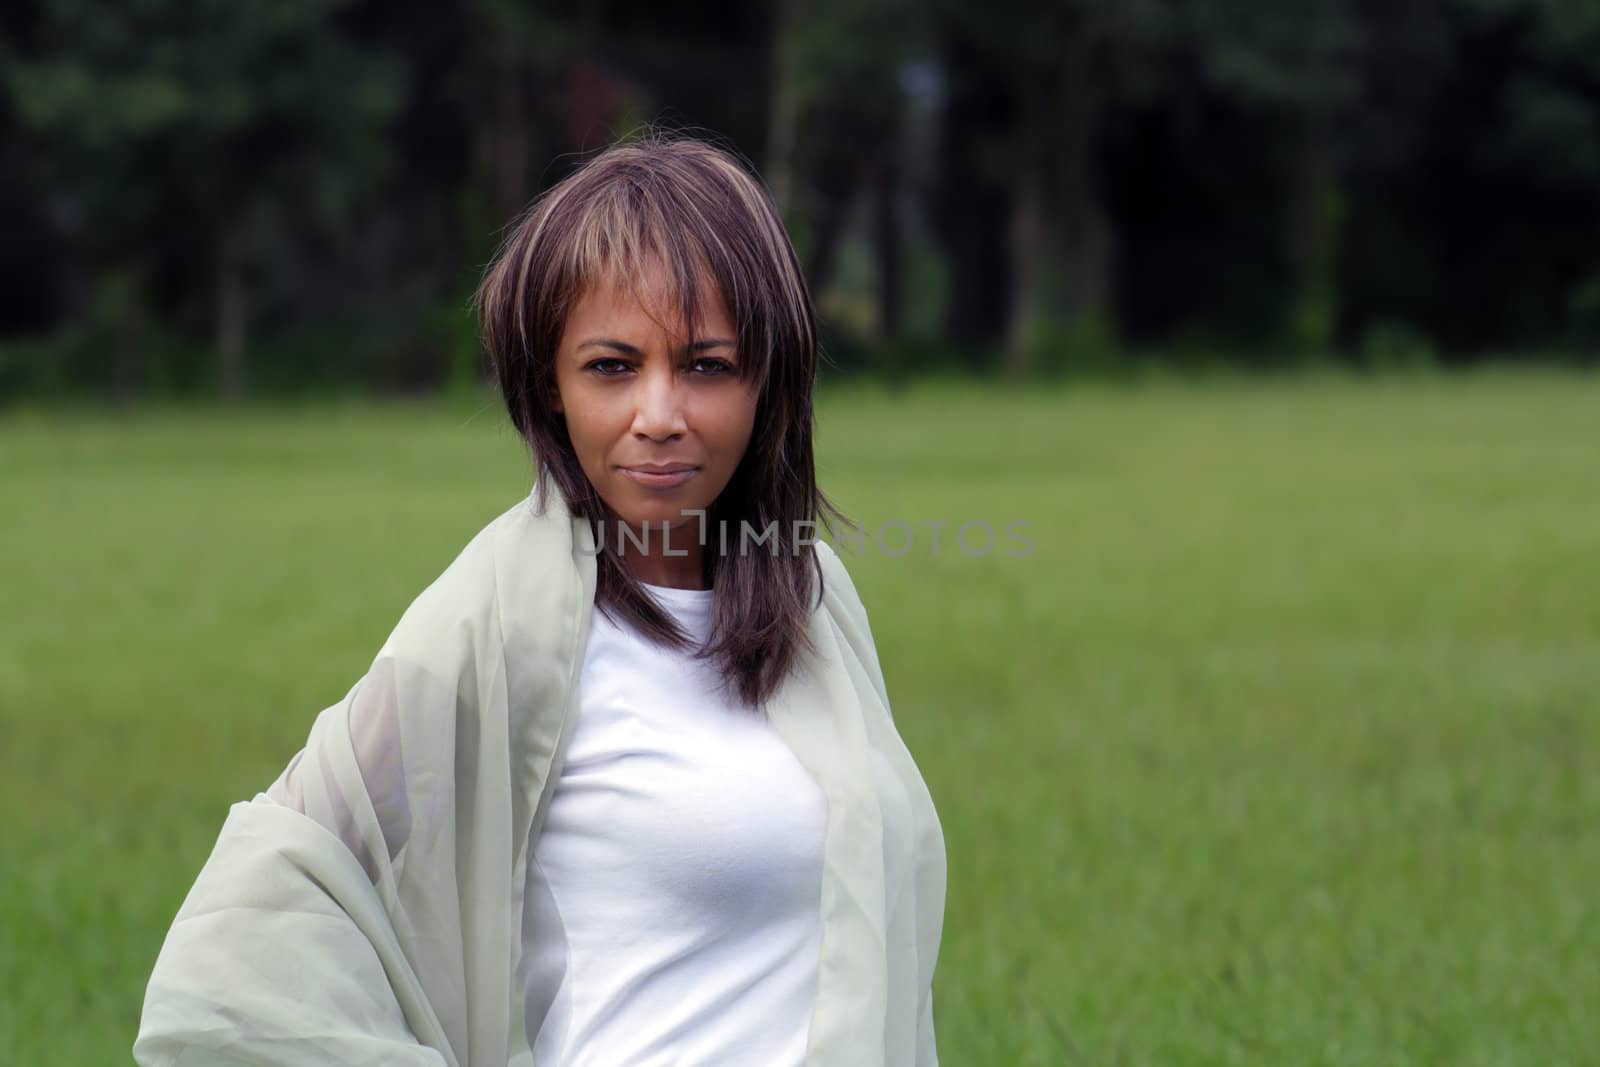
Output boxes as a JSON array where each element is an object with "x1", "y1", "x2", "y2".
[{"x1": 575, "y1": 337, "x2": 736, "y2": 355}]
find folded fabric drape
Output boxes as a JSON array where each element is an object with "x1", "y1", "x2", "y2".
[{"x1": 134, "y1": 483, "x2": 946, "y2": 1066}]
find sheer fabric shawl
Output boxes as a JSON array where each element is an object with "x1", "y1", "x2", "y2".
[{"x1": 133, "y1": 485, "x2": 946, "y2": 1066}]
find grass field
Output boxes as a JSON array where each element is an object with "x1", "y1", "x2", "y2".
[{"x1": 3, "y1": 370, "x2": 1598, "y2": 1065}]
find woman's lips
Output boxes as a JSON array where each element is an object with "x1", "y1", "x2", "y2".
[{"x1": 619, "y1": 465, "x2": 699, "y2": 489}]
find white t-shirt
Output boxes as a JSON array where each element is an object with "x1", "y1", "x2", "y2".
[{"x1": 519, "y1": 581, "x2": 828, "y2": 1065}]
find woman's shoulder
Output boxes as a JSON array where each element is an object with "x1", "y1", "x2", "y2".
[
  {"x1": 376, "y1": 490, "x2": 580, "y2": 669},
  {"x1": 810, "y1": 538, "x2": 895, "y2": 712},
  {"x1": 813, "y1": 538, "x2": 868, "y2": 623}
]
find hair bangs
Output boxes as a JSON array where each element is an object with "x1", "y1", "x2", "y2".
[{"x1": 553, "y1": 151, "x2": 802, "y2": 397}]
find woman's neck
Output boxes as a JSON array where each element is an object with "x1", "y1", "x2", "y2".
[{"x1": 601, "y1": 514, "x2": 709, "y2": 589}]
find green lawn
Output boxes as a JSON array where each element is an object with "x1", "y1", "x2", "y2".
[{"x1": 3, "y1": 370, "x2": 1598, "y2": 1065}]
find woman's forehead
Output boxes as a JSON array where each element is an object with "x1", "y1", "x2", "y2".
[{"x1": 570, "y1": 260, "x2": 731, "y2": 334}]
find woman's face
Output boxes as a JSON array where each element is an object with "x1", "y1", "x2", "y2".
[{"x1": 553, "y1": 261, "x2": 758, "y2": 539}]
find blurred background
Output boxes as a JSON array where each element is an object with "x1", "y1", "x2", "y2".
[
  {"x1": 3, "y1": 2, "x2": 1600, "y2": 1066},
  {"x1": 3, "y1": 0, "x2": 1599, "y2": 395}
]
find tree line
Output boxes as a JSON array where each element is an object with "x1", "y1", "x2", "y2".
[{"x1": 3, "y1": 0, "x2": 1598, "y2": 400}]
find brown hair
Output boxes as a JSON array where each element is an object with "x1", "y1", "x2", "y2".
[{"x1": 476, "y1": 131, "x2": 848, "y2": 708}]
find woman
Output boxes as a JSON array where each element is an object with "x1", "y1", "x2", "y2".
[{"x1": 135, "y1": 134, "x2": 946, "y2": 1067}]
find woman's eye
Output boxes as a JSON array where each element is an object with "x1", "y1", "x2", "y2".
[
  {"x1": 690, "y1": 357, "x2": 735, "y2": 376},
  {"x1": 585, "y1": 358, "x2": 631, "y2": 376}
]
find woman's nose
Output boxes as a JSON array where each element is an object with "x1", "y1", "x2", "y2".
[{"x1": 630, "y1": 364, "x2": 688, "y2": 441}]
